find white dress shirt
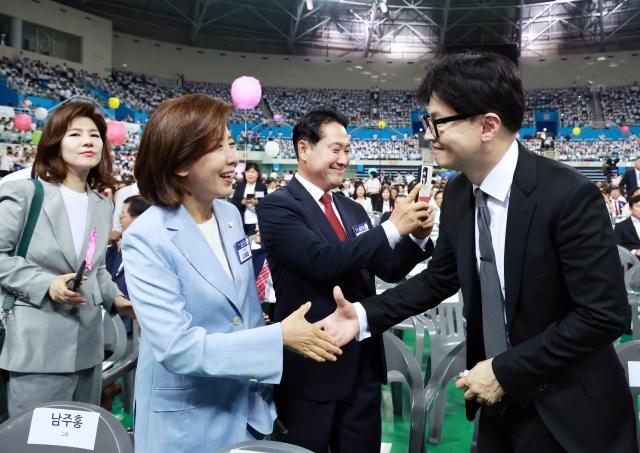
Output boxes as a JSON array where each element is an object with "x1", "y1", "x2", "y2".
[
  {"x1": 472, "y1": 139, "x2": 519, "y2": 298},
  {"x1": 354, "y1": 140, "x2": 519, "y2": 339}
]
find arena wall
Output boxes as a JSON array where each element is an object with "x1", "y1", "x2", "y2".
[{"x1": 0, "y1": 0, "x2": 112, "y2": 75}]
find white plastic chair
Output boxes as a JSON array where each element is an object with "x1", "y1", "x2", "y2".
[
  {"x1": 102, "y1": 310, "x2": 128, "y2": 372},
  {"x1": 625, "y1": 264, "x2": 640, "y2": 340},
  {"x1": 618, "y1": 245, "x2": 640, "y2": 271},
  {"x1": 421, "y1": 292, "x2": 466, "y2": 444},
  {"x1": 383, "y1": 332, "x2": 426, "y2": 453}
]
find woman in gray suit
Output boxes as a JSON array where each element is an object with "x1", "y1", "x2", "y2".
[{"x1": 0, "y1": 102, "x2": 134, "y2": 417}]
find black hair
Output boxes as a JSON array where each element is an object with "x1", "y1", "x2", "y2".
[
  {"x1": 630, "y1": 195, "x2": 640, "y2": 208},
  {"x1": 124, "y1": 195, "x2": 151, "y2": 218},
  {"x1": 417, "y1": 52, "x2": 525, "y2": 133},
  {"x1": 292, "y1": 106, "x2": 349, "y2": 159},
  {"x1": 244, "y1": 162, "x2": 262, "y2": 181}
]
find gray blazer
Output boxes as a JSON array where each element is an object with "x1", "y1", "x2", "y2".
[{"x1": 0, "y1": 180, "x2": 122, "y2": 373}]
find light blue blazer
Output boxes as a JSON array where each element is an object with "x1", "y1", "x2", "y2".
[{"x1": 122, "y1": 199, "x2": 283, "y2": 453}]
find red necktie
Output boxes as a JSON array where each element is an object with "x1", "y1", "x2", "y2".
[
  {"x1": 256, "y1": 259, "x2": 270, "y2": 301},
  {"x1": 320, "y1": 193, "x2": 347, "y2": 241}
]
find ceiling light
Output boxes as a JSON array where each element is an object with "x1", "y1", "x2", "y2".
[{"x1": 305, "y1": 0, "x2": 313, "y2": 11}]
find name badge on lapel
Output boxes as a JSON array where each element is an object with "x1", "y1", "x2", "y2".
[
  {"x1": 234, "y1": 238, "x2": 252, "y2": 264},
  {"x1": 352, "y1": 222, "x2": 370, "y2": 237}
]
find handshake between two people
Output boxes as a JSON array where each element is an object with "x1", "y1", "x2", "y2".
[
  {"x1": 279, "y1": 184, "x2": 434, "y2": 363},
  {"x1": 278, "y1": 288, "x2": 361, "y2": 363},
  {"x1": 308, "y1": 287, "x2": 507, "y2": 408}
]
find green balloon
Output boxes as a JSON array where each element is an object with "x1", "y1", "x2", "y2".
[{"x1": 31, "y1": 129, "x2": 42, "y2": 145}]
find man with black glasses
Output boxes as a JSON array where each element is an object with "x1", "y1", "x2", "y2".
[{"x1": 318, "y1": 52, "x2": 637, "y2": 452}]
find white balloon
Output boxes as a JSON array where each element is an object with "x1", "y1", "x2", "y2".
[
  {"x1": 265, "y1": 140, "x2": 280, "y2": 158},
  {"x1": 34, "y1": 107, "x2": 48, "y2": 121}
]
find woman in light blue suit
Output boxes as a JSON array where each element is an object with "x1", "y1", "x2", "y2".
[{"x1": 122, "y1": 94, "x2": 341, "y2": 452}]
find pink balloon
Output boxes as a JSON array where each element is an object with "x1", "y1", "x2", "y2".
[
  {"x1": 231, "y1": 76, "x2": 262, "y2": 109},
  {"x1": 106, "y1": 121, "x2": 127, "y2": 146},
  {"x1": 273, "y1": 113, "x2": 282, "y2": 122},
  {"x1": 516, "y1": 132, "x2": 521, "y2": 139},
  {"x1": 621, "y1": 125, "x2": 630, "y2": 135},
  {"x1": 14, "y1": 113, "x2": 33, "y2": 132}
]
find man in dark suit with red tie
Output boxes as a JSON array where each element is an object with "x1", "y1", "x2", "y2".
[{"x1": 257, "y1": 107, "x2": 434, "y2": 452}]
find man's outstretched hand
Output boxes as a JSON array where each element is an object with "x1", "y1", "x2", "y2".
[{"x1": 315, "y1": 286, "x2": 361, "y2": 347}]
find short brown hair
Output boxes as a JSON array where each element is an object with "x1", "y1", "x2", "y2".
[
  {"x1": 134, "y1": 93, "x2": 233, "y2": 208},
  {"x1": 31, "y1": 102, "x2": 115, "y2": 189}
]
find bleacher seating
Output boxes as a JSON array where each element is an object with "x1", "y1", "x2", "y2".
[
  {"x1": 10, "y1": 55, "x2": 640, "y2": 132},
  {"x1": 601, "y1": 84, "x2": 640, "y2": 126},
  {"x1": 523, "y1": 87, "x2": 592, "y2": 127}
]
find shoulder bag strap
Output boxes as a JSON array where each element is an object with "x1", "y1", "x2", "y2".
[{"x1": 2, "y1": 179, "x2": 44, "y2": 312}]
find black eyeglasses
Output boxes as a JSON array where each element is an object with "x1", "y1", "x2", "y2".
[{"x1": 421, "y1": 113, "x2": 484, "y2": 140}]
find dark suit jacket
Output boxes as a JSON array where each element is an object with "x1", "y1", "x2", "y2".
[
  {"x1": 258, "y1": 177, "x2": 432, "y2": 402},
  {"x1": 230, "y1": 182, "x2": 268, "y2": 224},
  {"x1": 619, "y1": 169, "x2": 638, "y2": 197},
  {"x1": 360, "y1": 145, "x2": 637, "y2": 452},
  {"x1": 251, "y1": 246, "x2": 268, "y2": 278},
  {"x1": 105, "y1": 242, "x2": 134, "y2": 332},
  {"x1": 106, "y1": 242, "x2": 128, "y2": 298},
  {"x1": 373, "y1": 197, "x2": 394, "y2": 213},
  {"x1": 614, "y1": 216, "x2": 640, "y2": 251}
]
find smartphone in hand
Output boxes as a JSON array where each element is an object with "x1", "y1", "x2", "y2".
[{"x1": 418, "y1": 165, "x2": 433, "y2": 203}]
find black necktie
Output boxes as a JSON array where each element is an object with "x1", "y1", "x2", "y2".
[{"x1": 475, "y1": 188, "x2": 509, "y2": 357}]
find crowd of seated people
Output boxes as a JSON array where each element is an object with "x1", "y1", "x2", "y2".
[
  {"x1": 350, "y1": 135, "x2": 420, "y2": 161},
  {"x1": 0, "y1": 56, "x2": 96, "y2": 102},
  {"x1": 520, "y1": 135, "x2": 640, "y2": 161},
  {"x1": 8, "y1": 55, "x2": 640, "y2": 134},
  {"x1": 601, "y1": 83, "x2": 640, "y2": 126},
  {"x1": 236, "y1": 130, "x2": 420, "y2": 160},
  {"x1": 374, "y1": 89, "x2": 421, "y2": 128},
  {"x1": 554, "y1": 138, "x2": 640, "y2": 161},
  {"x1": 522, "y1": 87, "x2": 592, "y2": 127},
  {"x1": 263, "y1": 86, "x2": 371, "y2": 125}
]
